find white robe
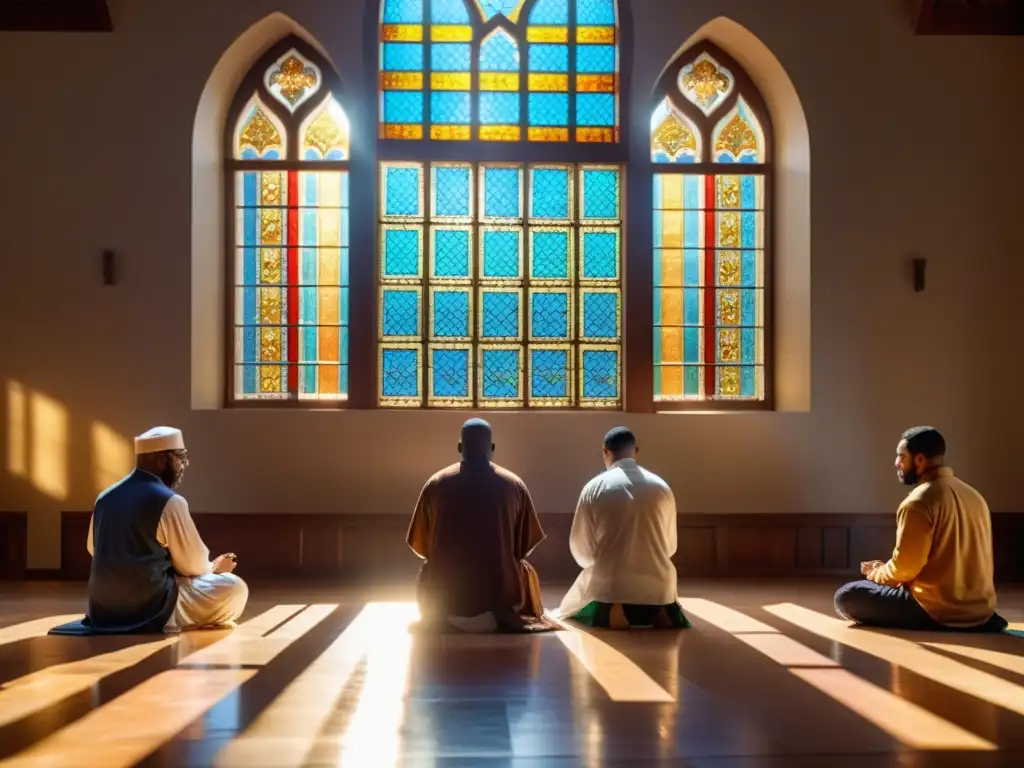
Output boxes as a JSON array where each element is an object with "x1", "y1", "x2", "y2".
[
  {"x1": 87, "y1": 491, "x2": 248, "y2": 630},
  {"x1": 557, "y1": 458, "x2": 679, "y2": 618}
]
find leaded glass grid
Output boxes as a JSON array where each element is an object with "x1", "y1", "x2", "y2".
[
  {"x1": 379, "y1": 160, "x2": 622, "y2": 408},
  {"x1": 379, "y1": 0, "x2": 621, "y2": 144},
  {"x1": 229, "y1": 42, "x2": 352, "y2": 405}
]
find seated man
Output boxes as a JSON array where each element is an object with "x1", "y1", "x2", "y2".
[
  {"x1": 834, "y1": 426, "x2": 1007, "y2": 633},
  {"x1": 52, "y1": 427, "x2": 248, "y2": 635},
  {"x1": 558, "y1": 427, "x2": 689, "y2": 630},
  {"x1": 406, "y1": 419, "x2": 553, "y2": 633}
]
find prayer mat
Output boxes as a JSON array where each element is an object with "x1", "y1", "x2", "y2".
[{"x1": 569, "y1": 601, "x2": 691, "y2": 630}]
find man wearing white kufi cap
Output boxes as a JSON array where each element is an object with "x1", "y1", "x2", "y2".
[{"x1": 51, "y1": 427, "x2": 248, "y2": 635}]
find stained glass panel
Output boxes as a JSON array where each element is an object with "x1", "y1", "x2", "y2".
[
  {"x1": 652, "y1": 173, "x2": 765, "y2": 401},
  {"x1": 677, "y1": 51, "x2": 734, "y2": 117},
  {"x1": 378, "y1": 160, "x2": 622, "y2": 408},
  {"x1": 379, "y1": 0, "x2": 619, "y2": 144},
  {"x1": 300, "y1": 96, "x2": 350, "y2": 160},
  {"x1": 712, "y1": 97, "x2": 766, "y2": 164},
  {"x1": 234, "y1": 170, "x2": 350, "y2": 401},
  {"x1": 264, "y1": 49, "x2": 323, "y2": 114},
  {"x1": 235, "y1": 95, "x2": 286, "y2": 160},
  {"x1": 651, "y1": 98, "x2": 701, "y2": 163}
]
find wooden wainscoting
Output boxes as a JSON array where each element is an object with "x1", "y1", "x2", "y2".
[
  {"x1": 55, "y1": 511, "x2": 1024, "y2": 583},
  {"x1": 0, "y1": 512, "x2": 28, "y2": 579}
]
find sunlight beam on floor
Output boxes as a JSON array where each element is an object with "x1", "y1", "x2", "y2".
[
  {"x1": 215, "y1": 602, "x2": 418, "y2": 768},
  {"x1": 921, "y1": 643, "x2": 1024, "y2": 678},
  {"x1": 552, "y1": 618, "x2": 675, "y2": 703},
  {"x1": 0, "y1": 616, "x2": 82, "y2": 648},
  {"x1": 683, "y1": 600, "x2": 994, "y2": 751},
  {"x1": 766, "y1": 603, "x2": 1024, "y2": 719}
]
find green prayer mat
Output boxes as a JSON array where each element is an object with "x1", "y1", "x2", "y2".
[{"x1": 569, "y1": 601, "x2": 691, "y2": 629}]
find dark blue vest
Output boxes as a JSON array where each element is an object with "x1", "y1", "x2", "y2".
[{"x1": 54, "y1": 469, "x2": 179, "y2": 635}]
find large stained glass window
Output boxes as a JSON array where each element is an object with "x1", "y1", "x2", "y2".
[
  {"x1": 228, "y1": 41, "x2": 351, "y2": 402},
  {"x1": 650, "y1": 43, "x2": 771, "y2": 407},
  {"x1": 378, "y1": 0, "x2": 626, "y2": 410},
  {"x1": 379, "y1": 0, "x2": 619, "y2": 143},
  {"x1": 378, "y1": 162, "x2": 622, "y2": 408}
]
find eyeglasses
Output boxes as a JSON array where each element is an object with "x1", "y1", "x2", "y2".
[{"x1": 169, "y1": 449, "x2": 189, "y2": 467}]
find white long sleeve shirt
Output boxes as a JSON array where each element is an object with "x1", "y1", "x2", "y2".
[
  {"x1": 87, "y1": 494, "x2": 213, "y2": 578},
  {"x1": 558, "y1": 459, "x2": 679, "y2": 616}
]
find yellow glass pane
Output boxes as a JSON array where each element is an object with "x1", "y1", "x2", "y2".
[
  {"x1": 660, "y1": 366, "x2": 683, "y2": 397},
  {"x1": 661, "y1": 175, "x2": 683, "y2": 210},
  {"x1": 380, "y1": 124, "x2": 424, "y2": 140},
  {"x1": 660, "y1": 211, "x2": 683, "y2": 248},
  {"x1": 381, "y1": 24, "x2": 423, "y2": 41},
  {"x1": 526, "y1": 26, "x2": 568, "y2": 43},
  {"x1": 431, "y1": 125, "x2": 472, "y2": 140},
  {"x1": 718, "y1": 251, "x2": 741, "y2": 286},
  {"x1": 260, "y1": 209, "x2": 283, "y2": 245},
  {"x1": 659, "y1": 249, "x2": 683, "y2": 286},
  {"x1": 318, "y1": 362, "x2": 340, "y2": 395},
  {"x1": 718, "y1": 213, "x2": 740, "y2": 248},
  {"x1": 381, "y1": 72, "x2": 424, "y2": 90},
  {"x1": 480, "y1": 125, "x2": 521, "y2": 141},
  {"x1": 577, "y1": 74, "x2": 616, "y2": 93},
  {"x1": 660, "y1": 289, "x2": 682, "y2": 325},
  {"x1": 261, "y1": 328, "x2": 281, "y2": 362},
  {"x1": 660, "y1": 327, "x2": 683, "y2": 363},
  {"x1": 528, "y1": 127, "x2": 569, "y2": 142},
  {"x1": 431, "y1": 73, "x2": 471, "y2": 90},
  {"x1": 431, "y1": 25, "x2": 472, "y2": 42},
  {"x1": 259, "y1": 287, "x2": 282, "y2": 324},
  {"x1": 577, "y1": 127, "x2": 615, "y2": 143},
  {"x1": 528, "y1": 73, "x2": 568, "y2": 92},
  {"x1": 718, "y1": 290, "x2": 740, "y2": 325},
  {"x1": 480, "y1": 73, "x2": 519, "y2": 91},
  {"x1": 719, "y1": 367, "x2": 741, "y2": 397},
  {"x1": 577, "y1": 26, "x2": 616, "y2": 43},
  {"x1": 319, "y1": 247, "x2": 341, "y2": 289},
  {"x1": 718, "y1": 329, "x2": 740, "y2": 363},
  {"x1": 259, "y1": 249, "x2": 282, "y2": 284}
]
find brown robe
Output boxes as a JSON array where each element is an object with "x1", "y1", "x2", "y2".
[{"x1": 407, "y1": 460, "x2": 553, "y2": 632}]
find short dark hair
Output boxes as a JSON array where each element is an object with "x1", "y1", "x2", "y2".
[
  {"x1": 603, "y1": 426, "x2": 636, "y2": 455},
  {"x1": 901, "y1": 426, "x2": 946, "y2": 459}
]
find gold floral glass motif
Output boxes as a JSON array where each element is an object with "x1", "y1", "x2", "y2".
[
  {"x1": 678, "y1": 53, "x2": 733, "y2": 116},
  {"x1": 264, "y1": 50, "x2": 322, "y2": 113}
]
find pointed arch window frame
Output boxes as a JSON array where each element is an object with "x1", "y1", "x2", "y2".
[
  {"x1": 632, "y1": 40, "x2": 776, "y2": 412},
  {"x1": 224, "y1": 36, "x2": 372, "y2": 409}
]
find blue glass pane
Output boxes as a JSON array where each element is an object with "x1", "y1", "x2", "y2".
[
  {"x1": 742, "y1": 250, "x2": 757, "y2": 287},
  {"x1": 481, "y1": 292, "x2": 521, "y2": 337},
  {"x1": 576, "y1": 45, "x2": 616, "y2": 73},
  {"x1": 482, "y1": 230, "x2": 521, "y2": 277},
  {"x1": 741, "y1": 366, "x2": 756, "y2": 397},
  {"x1": 383, "y1": 0, "x2": 423, "y2": 23},
  {"x1": 478, "y1": 0, "x2": 525, "y2": 21},
  {"x1": 434, "y1": 167, "x2": 471, "y2": 217},
  {"x1": 481, "y1": 349, "x2": 521, "y2": 399},
  {"x1": 582, "y1": 169, "x2": 619, "y2": 219},
  {"x1": 684, "y1": 249, "x2": 700, "y2": 286},
  {"x1": 483, "y1": 168, "x2": 521, "y2": 218},
  {"x1": 684, "y1": 366, "x2": 700, "y2": 396},
  {"x1": 715, "y1": 153, "x2": 735, "y2": 164},
  {"x1": 741, "y1": 329, "x2": 756, "y2": 364},
  {"x1": 683, "y1": 175, "x2": 702, "y2": 208},
  {"x1": 432, "y1": 349, "x2": 469, "y2": 397},
  {"x1": 583, "y1": 292, "x2": 618, "y2": 338},
  {"x1": 432, "y1": 0, "x2": 470, "y2": 23},
  {"x1": 383, "y1": 92, "x2": 424, "y2": 123},
  {"x1": 576, "y1": 0, "x2": 615, "y2": 25},
  {"x1": 529, "y1": 0, "x2": 569, "y2": 24},
  {"x1": 531, "y1": 168, "x2": 569, "y2": 219},
  {"x1": 382, "y1": 290, "x2": 420, "y2": 336},
  {"x1": 432, "y1": 43, "x2": 471, "y2": 71},
  {"x1": 582, "y1": 232, "x2": 617, "y2": 278},
  {"x1": 684, "y1": 212, "x2": 701, "y2": 248},
  {"x1": 480, "y1": 29, "x2": 520, "y2": 71},
  {"x1": 381, "y1": 349, "x2": 419, "y2": 397},
  {"x1": 742, "y1": 212, "x2": 758, "y2": 248},
  {"x1": 741, "y1": 176, "x2": 758, "y2": 209},
  {"x1": 433, "y1": 290, "x2": 470, "y2": 337},
  {"x1": 384, "y1": 167, "x2": 421, "y2": 216},
  {"x1": 532, "y1": 292, "x2": 570, "y2": 338},
  {"x1": 528, "y1": 93, "x2": 568, "y2": 126},
  {"x1": 529, "y1": 44, "x2": 568, "y2": 72},
  {"x1": 383, "y1": 228, "x2": 420, "y2": 276},
  {"x1": 531, "y1": 231, "x2": 569, "y2": 278},
  {"x1": 576, "y1": 93, "x2": 615, "y2": 126},
  {"x1": 480, "y1": 92, "x2": 520, "y2": 124},
  {"x1": 433, "y1": 229, "x2": 471, "y2": 277},
  {"x1": 684, "y1": 328, "x2": 700, "y2": 363},
  {"x1": 683, "y1": 288, "x2": 700, "y2": 325},
  {"x1": 531, "y1": 348, "x2": 569, "y2": 398},
  {"x1": 382, "y1": 43, "x2": 424, "y2": 71},
  {"x1": 582, "y1": 349, "x2": 618, "y2": 399},
  {"x1": 431, "y1": 91, "x2": 471, "y2": 124}
]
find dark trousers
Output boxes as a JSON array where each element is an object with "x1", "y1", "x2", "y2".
[{"x1": 834, "y1": 579, "x2": 1007, "y2": 633}]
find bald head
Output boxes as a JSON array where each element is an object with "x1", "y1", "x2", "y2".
[{"x1": 459, "y1": 418, "x2": 494, "y2": 461}]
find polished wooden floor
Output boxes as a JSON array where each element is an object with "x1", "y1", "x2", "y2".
[{"x1": 0, "y1": 581, "x2": 1023, "y2": 767}]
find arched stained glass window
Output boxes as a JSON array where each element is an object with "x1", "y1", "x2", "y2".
[
  {"x1": 650, "y1": 42, "x2": 771, "y2": 407},
  {"x1": 377, "y1": 0, "x2": 627, "y2": 410},
  {"x1": 227, "y1": 39, "x2": 352, "y2": 403}
]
